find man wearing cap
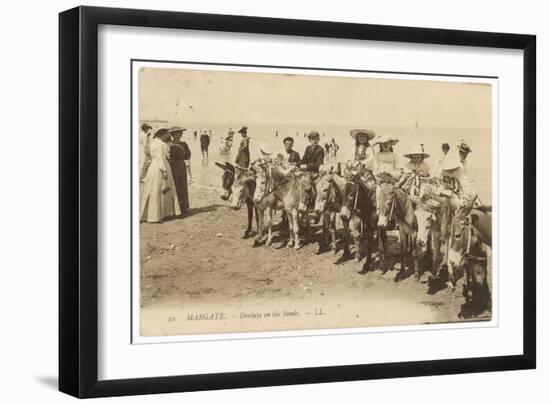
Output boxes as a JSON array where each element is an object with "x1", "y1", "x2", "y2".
[
  {"x1": 139, "y1": 123, "x2": 153, "y2": 181},
  {"x1": 298, "y1": 131, "x2": 324, "y2": 222},
  {"x1": 235, "y1": 126, "x2": 251, "y2": 168},
  {"x1": 457, "y1": 142, "x2": 472, "y2": 173},
  {"x1": 299, "y1": 131, "x2": 324, "y2": 173}
]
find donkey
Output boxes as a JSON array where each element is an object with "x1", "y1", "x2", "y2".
[
  {"x1": 340, "y1": 170, "x2": 378, "y2": 274},
  {"x1": 447, "y1": 201, "x2": 492, "y2": 300},
  {"x1": 377, "y1": 182, "x2": 420, "y2": 280},
  {"x1": 314, "y1": 166, "x2": 351, "y2": 255},
  {"x1": 253, "y1": 163, "x2": 302, "y2": 249},
  {"x1": 215, "y1": 162, "x2": 257, "y2": 238},
  {"x1": 414, "y1": 195, "x2": 445, "y2": 278}
]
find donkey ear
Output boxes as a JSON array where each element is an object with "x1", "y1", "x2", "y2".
[
  {"x1": 225, "y1": 162, "x2": 236, "y2": 173},
  {"x1": 215, "y1": 162, "x2": 228, "y2": 171}
]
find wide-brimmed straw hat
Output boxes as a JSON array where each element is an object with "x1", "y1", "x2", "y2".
[
  {"x1": 153, "y1": 128, "x2": 170, "y2": 138},
  {"x1": 238, "y1": 126, "x2": 248, "y2": 134},
  {"x1": 374, "y1": 133, "x2": 399, "y2": 146},
  {"x1": 404, "y1": 144, "x2": 430, "y2": 159},
  {"x1": 440, "y1": 155, "x2": 462, "y2": 172},
  {"x1": 307, "y1": 131, "x2": 320, "y2": 139},
  {"x1": 457, "y1": 142, "x2": 472, "y2": 154},
  {"x1": 350, "y1": 129, "x2": 376, "y2": 140},
  {"x1": 258, "y1": 142, "x2": 273, "y2": 156},
  {"x1": 168, "y1": 126, "x2": 186, "y2": 134}
]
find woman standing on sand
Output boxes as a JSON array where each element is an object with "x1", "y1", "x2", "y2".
[
  {"x1": 140, "y1": 128, "x2": 181, "y2": 223},
  {"x1": 168, "y1": 127, "x2": 191, "y2": 215}
]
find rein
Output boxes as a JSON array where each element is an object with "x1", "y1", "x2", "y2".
[
  {"x1": 388, "y1": 193, "x2": 396, "y2": 222},
  {"x1": 464, "y1": 222, "x2": 488, "y2": 261},
  {"x1": 256, "y1": 167, "x2": 290, "y2": 203}
]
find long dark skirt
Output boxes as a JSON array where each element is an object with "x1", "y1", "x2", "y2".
[{"x1": 169, "y1": 159, "x2": 189, "y2": 213}]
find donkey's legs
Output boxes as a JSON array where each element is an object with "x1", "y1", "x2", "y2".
[
  {"x1": 330, "y1": 213, "x2": 338, "y2": 253},
  {"x1": 350, "y1": 216, "x2": 364, "y2": 261},
  {"x1": 254, "y1": 208, "x2": 265, "y2": 247},
  {"x1": 292, "y1": 208, "x2": 301, "y2": 250},
  {"x1": 410, "y1": 232, "x2": 420, "y2": 280},
  {"x1": 359, "y1": 226, "x2": 374, "y2": 274},
  {"x1": 243, "y1": 200, "x2": 254, "y2": 239},
  {"x1": 378, "y1": 226, "x2": 388, "y2": 272},
  {"x1": 265, "y1": 207, "x2": 274, "y2": 247},
  {"x1": 395, "y1": 226, "x2": 407, "y2": 281}
]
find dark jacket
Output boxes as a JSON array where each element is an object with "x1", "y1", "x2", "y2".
[
  {"x1": 170, "y1": 141, "x2": 191, "y2": 161},
  {"x1": 285, "y1": 149, "x2": 301, "y2": 164},
  {"x1": 300, "y1": 145, "x2": 325, "y2": 172}
]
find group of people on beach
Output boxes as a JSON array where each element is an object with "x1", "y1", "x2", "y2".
[
  {"x1": 139, "y1": 124, "x2": 193, "y2": 223},
  {"x1": 250, "y1": 128, "x2": 474, "y2": 208},
  {"x1": 139, "y1": 121, "x2": 475, "y2": 224}
]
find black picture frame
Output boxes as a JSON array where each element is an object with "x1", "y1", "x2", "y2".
[{"x1": 59, "y1": 6, "x2": 536, "y2": 398}]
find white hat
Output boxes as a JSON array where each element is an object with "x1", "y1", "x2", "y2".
[
  {"x1": 404, "y1": 144, "x2": 430, "y2": 159},
  {"x1": 374, "y1": 133, "x2": 399, "y2": 146},
  {"x1": 350, "y1": 129, "x2": 376, "y2": 140},
  {"x1": 258, "y1": 142, "x2": 273, "y2": 156}
]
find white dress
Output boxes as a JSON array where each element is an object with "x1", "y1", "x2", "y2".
[
  {"x1": 139, "y1": 130, "x2": 152, "y2": 181},
  {"x1": 140, "y1": 138, "x2": 181, "y2": 222}
]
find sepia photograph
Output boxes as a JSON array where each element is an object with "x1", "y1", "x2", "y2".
[{"x1": 136, "y1": 63, "x2": 494, "y2": 337}]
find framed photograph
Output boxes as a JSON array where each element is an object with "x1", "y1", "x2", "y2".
[{"x1": 59, "y1": 6, "x2": 536, "y2": 398}]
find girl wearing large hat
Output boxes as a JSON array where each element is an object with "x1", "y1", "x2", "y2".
[
  {"x1": 403, "y1": 144, "x2": 431, "y2": 177},
  {"x1": 372, "y1": 133, "x2": 401, "y2": 179},
  {"x1": 438, "y1": 155, "x2": 475, "y2": 211},
  {"x1": 345, "y1": 129, "x2": 376, "y2": 167},
  {"x1": 140, "y1": 128, "x2": 181, "y2": 222},
  {"x1": 346, "y1": 129, "x2": 376, "y2": 169}
]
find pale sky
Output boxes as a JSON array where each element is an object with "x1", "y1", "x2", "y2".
[{"x1": 139, "y1": 67, "x2": 492, "y2": 129}]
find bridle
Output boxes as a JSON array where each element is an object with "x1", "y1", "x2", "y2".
[
  {"x1": 223, "y1": 170, "x2": 235, "y2": 197},
  {"x1": 452, "y1": 216, "x2": 487, "y2": 263},
  {"x1": 256, "y1": 164, "x2": 289, "y2": 203}
]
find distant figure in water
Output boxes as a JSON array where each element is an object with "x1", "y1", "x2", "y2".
[
  {"x1": 329, "y1": 138, "x2": 339, "y2": 160},
  {"x1": 200, "y1": 131, "x2": 210, "y2": 159},
  {"x1": 193, "y1": 130, "x2": 197, "y2": 140},
  {"x1": 275, "y1": 130, "x2": 279, "y2": 137}
]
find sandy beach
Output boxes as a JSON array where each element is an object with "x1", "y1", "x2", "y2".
[{"x1": 139, "y1": 179, "x2": 491, "y2": 336}]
